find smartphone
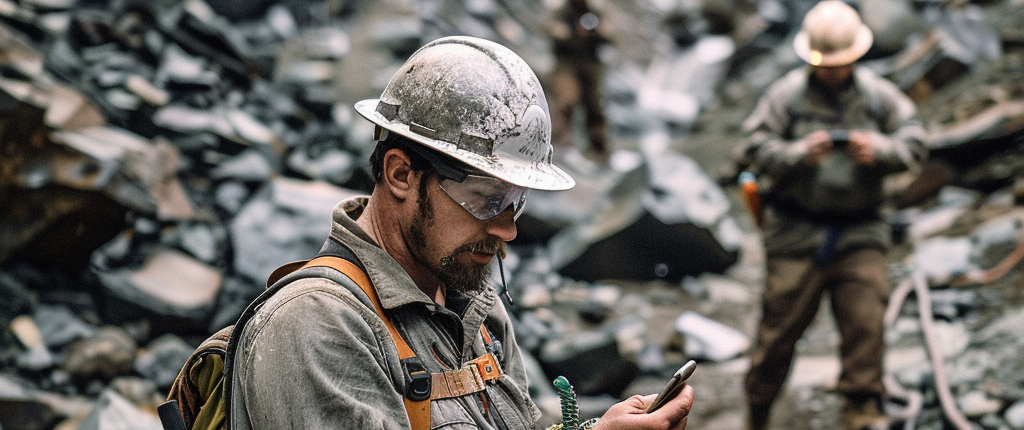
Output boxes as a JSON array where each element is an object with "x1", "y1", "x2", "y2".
[
  {"x1": 828, "y1": 130, "x2": 850, "y2": 148},
  {"x1": 646, "y1": 360, "x2": 697, "y2": 413}
]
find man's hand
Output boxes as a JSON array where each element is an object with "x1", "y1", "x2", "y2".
[
  {"x1": 800, "y1": 130, "x2": 833, "y2": 166},
  {"x1": 593, "y1": 385, "x2": 694, "y2": 430},
  {"x1": 845, "y1": 130, "x2": 876, "y2": 165}
]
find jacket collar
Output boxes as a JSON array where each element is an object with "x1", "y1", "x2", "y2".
[{"x1": 327, "y1": 197, "x2": 498, "y2": 320}]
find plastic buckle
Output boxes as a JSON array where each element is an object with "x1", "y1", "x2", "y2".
[
  {"x1": 403, "y1": 357, "x2": 432, "y2": 401},
  {"x1": 472, "y1": 353, "x2": 503, "y2": 382}
]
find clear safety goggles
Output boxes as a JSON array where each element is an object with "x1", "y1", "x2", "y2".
[
  {"x1": 376, "y1": 127, "x2": 529, "y2": 221},
  {"x1": 438, "y1": 174, "x2": 529, "y2": 221}
]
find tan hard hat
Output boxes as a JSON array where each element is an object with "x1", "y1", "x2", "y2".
[
  {"x1": 355, "y1": 36, "x2": 575, "y2": 191},
  {"x1": 793, "y1": 1, "x2": 873, "y2": 67}
]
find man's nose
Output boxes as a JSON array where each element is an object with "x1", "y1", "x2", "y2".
[{"x1": 486, "y1": 208, "x2": 518, "y2": 242}]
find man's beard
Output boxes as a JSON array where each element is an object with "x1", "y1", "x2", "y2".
[
  {"x1": 408, "y1": 179, "x2": 505, "y2": 296},
  {"x1": 437, "y1": 238, "x2": 505, "y2": 296}
]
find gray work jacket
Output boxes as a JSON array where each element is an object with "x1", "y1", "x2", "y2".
[
  {"x1": 230, "y1": 197, "x2": 541, "y2": 429},
  {"x1": 740, "y1": 66, "x2": 927, "y2": 257}
]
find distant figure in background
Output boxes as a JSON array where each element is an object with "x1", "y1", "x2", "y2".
[
  {"x1": 736, "y1": 2, "x2": 926, "y2": 430},
  {"x1": 547, "y1": 0, "x2": 612, "y2": 160}
]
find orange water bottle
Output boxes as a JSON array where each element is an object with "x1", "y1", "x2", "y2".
[{"x1": 739, "y1": 171, "x2": 762, "y2": 228}]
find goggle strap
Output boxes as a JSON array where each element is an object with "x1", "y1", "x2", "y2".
[{"x1": 405, "y1": 144, "x2": 469, "y2": 183}]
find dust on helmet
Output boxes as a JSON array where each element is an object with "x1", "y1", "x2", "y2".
[
  {"x1": 793, "y1": 1, "x2": 873, "y2": 67},
  {"x1": 354, "y1": 36, "x2": 575, "y2": 191}
]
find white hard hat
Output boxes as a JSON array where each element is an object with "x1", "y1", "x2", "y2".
[
  {"x1": 793, "y1": 1, "x2": 873, "y2": 67},
  {"x1": 355, "y1": 36, "x2": 575, "y2": 191}
]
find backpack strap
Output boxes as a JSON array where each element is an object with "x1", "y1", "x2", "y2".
[
  {"x1": 295, "y1": 258, "x2": 505, "y2": 414},
  {"x1": 296, "y1": 256, "x2": 430, "y2": 430},
  {"x1": 222, "y1": 239, "x2": 430, "y2": 430}
]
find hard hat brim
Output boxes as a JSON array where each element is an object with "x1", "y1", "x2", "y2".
[
  {"x1": 355, "y1": 99, "x2": 576, "y2": 191},
  {"x1": 793, "y1": 24, "x2": 873, "y2": 67}
]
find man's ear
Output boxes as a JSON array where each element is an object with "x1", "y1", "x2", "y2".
[{"x1": 381, "y1": 148, "x2": 418, "y2": 200}]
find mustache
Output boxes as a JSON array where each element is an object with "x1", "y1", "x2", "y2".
[{"x1": 454, "y1": 238, "x2": 507, "y2": 259}]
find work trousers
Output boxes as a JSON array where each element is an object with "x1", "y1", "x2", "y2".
[
  {"x1": 745, "y1": 247, "x2": 890, "y2": 410},
  {"x1": 549, "y1": 59, "x2": 607, "y2": 153}
]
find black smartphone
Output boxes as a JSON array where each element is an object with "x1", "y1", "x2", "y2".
[{"x1": 646, "y1": 360, "x2": 697, "y2": 413}]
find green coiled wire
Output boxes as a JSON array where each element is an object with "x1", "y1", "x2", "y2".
[{"x1": 553, "y1": 376, "x2": 580, "y2": 429}]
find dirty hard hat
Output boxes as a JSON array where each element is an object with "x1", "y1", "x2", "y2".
[
  {"x1": 793, "y1": 1, "x2": 873, "y2": 67},
  {"x1": 354, "y1": 36, "x2": 575, "y2": 191}
]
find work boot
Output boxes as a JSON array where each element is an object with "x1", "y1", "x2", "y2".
[{"x1": 842, "y1": 395, "x2": 895, "y2": 430}]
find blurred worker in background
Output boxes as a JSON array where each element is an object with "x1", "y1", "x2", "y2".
[
  {"x1": 735, "y1": 1, "x2": 927, "y2": 430},
  {"x1": 547, "y1": 0, "x2": 612, "y2": 161}
]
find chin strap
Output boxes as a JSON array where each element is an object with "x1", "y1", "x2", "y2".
[{"x1": 496, "y1": 255, "x2": 514, "y2": 306}]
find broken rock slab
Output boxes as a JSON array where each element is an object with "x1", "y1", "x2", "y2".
[
  {"x1": 887, "y1": 4, "x2": 1001, "y2": 103},
  {"x1": 637, "y1": 35, "x2": 735, "y2": 127},
  {"x1": 134, "y1": 334, "x2": 195, "y2": 390},
  {"x1": 545, "y1": 148, "x2": 740, "y2": 282},
  {"x1": 553, "y1": 211, "x2": 740, "y2": 283},
  {"x1": 0, "y1": 373, "x2": 63, "y2": 430},
  {"x1": 912, "y1": 235, "x2": 976, "y2": 285},
  {"x1": 10, "y1": 314, "x2": 56, "y2": 371},
  {"x1": 93, "y1": 248, "x2": 223, "y2": 326},
  {"x1": 62, "y1": 326, "x2": 137, "y2": 389},
  {"x1": 674, "y1": 310, "x2": 750, "y2": 362},
  {"x1": 230, "y1": 177, "x2": 361, "y2": 283},
  {"x1": 46, "y1": 127, "x2": 195, "y2": 220},
  {"x1": 537, "y1": 329, "x2": 640, "y2": 397},
  {"x1": 517, "y1": 147, "x2": 648, "y2": 245},
  {"x1": 74, "y1": 389, "x2": 162, "y2": 430},
  {"x1": 1004, "y1": 400, "x2": 1024, "y2": 429}
]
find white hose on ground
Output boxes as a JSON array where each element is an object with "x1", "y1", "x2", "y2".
[
  {"x1": 883, "y1": 273, "x2": 975, "y2": 430},
  {"x1": 882, "y1": 278, "x2": 923, "y2": 429},
  {"x1": 882, "y1": 215, "x2": 1024, "y2": 428},
  {"x1": 910, "y1": 271, "x2": 974, "y2": 430}
]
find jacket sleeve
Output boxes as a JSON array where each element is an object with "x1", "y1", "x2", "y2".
[
  {"x1": 864, "y1": 74, "x2": 928, "y2": 173},
  {"x1": 738, "y1": 71, "x2": 809, "y2": 179},
  {"x1": 234, "y1": 279, "x2": 410, "y2": 430}
]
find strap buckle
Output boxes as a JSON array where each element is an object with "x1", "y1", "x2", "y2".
[
  {"x1": 470, "y1": 353, "x2": 502, "y2": 382},
  {"x1": 403, "y1": 357, "x2": 432, "y2": 402},
  {"x1": 428, "y1": 353, "x2": 504, "y2": 399}
]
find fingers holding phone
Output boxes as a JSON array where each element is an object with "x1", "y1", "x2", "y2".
[
  {"x1": 647, "y1": 360, "x2": 697, "y2": 413},
  {"x1": 594, "y1": 361, "x2": 696, "y2": 430},
  {"x1": 649, "y1": 360, "x2": 696, "y2": 430},
  {"x1": 642, "y1": 385, "x2": 694, "y2": 430},
  {"x1": 644, "y1": 360, "x2": 696, "y2": 429}
]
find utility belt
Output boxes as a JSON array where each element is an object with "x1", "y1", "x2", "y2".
[
  {"x1": 766, "y1": 197, "x2": 881, "y2": 225},
  {"x1": 766, "y1": 197, "x2": 882, "y2": 265}
]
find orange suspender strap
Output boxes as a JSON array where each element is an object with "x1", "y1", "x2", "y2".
[
  {"x1": 480, "y1": 325, "x2": 493, "y2": 344},
  {"x1": 299, "y1": 257, "x2": 430, "y2": 430}
]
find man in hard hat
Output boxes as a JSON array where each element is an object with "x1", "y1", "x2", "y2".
[
  {"x1": 547, "y1": 0, "x2": 613, "y2": 161},
  {"x1": 228, "y1": 36, "x2": 693, "y2": 430},
  {"x1": 737, "y1": 2, "x2": 926, "y2": 430}
]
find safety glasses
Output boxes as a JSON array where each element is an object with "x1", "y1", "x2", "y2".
[
  {"x1": 438, "y1": 174, "x2": 529, "y2": 221},
  {"x1": 394, "y1": 136, "x2": 528, "y2": 221}
]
